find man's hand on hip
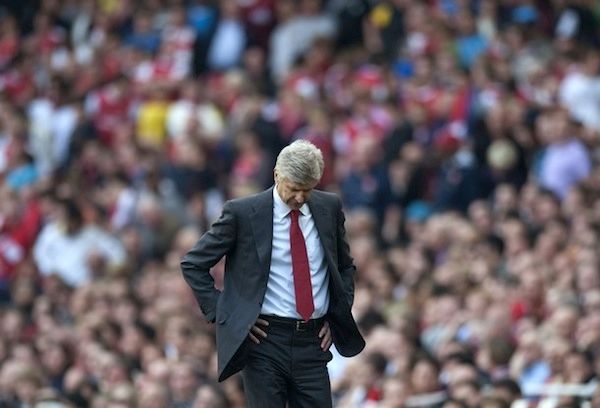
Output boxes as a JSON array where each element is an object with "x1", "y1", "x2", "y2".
[
  {"x1": 319, "y1": 321, "x2": 332, "y2": 351},
  {"x1": 248, "y1": 318, "x2": 269, "y2": 344}
]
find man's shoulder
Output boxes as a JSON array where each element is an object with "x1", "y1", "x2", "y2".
[
  {"x1": 226, "y1": 188, "x2": 273, "y2": 210},
  {"x1": 311, "y1": 189, "x2": 341, "y2": 206}
]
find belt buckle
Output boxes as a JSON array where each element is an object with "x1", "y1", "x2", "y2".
[{"x1": 296, "y1": 321, "x2": 307, "y2": 332}]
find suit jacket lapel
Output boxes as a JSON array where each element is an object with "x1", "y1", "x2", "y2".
[
  {"x1": 250, "y1": 188, "x2": 274, "y2": 274},
  {"x1": 250, "y1": 189, "x2": 334, "y2": 276},
  {"x1": 308, "y1": 193, "x2": 334, "y2": 257}
]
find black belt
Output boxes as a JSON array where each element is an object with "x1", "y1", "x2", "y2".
[{"x1": 260, "y1": 315, "x2": 325, "y2": 332}]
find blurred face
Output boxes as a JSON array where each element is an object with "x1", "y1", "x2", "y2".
[
  {"x1": 137, "y1": 383, "x2": 169, "y2": 408},
  {"x1": 592, "y1": 387, "x2": 600, "y2": 407},
  {"x1": 547, "y1": 111, "x2": 569, "y2": 143},
  {"x1": 469, "y1": 201, "x2": 492, "y2": 233},
  {"x1": 451, "y1": 382, "x2": 480, "y2": 407},
  {"x1": 170, "y1": 7, "x2": 186, "y2": 26},
  {"x1": 411, "y1": 360, "x2": 439, "y2": 393},
  {"x1": 382, "y1": 379, "x2": 408, "y2": 405},
  {"x1": 15, "y1": 379, "x2": 38, "y2": 405},
  {"x1": 565, "y1": 353, "x2": 592, "y2": 383},
  {"x1": 544, "y1": 339, "x2": 570, "y2": 374},
  {"x1": 518, "y1": 332, "x2": 540, "y2": 363},
  {"x1": 134, "y1": 14, "x2": 152, "y2": 32},
  {"x1": 300, "y1": 0, "x2": 321, "y2": 15},
  {"x1": 41, "y1": 345, "x2": 68, "y2": 376},
  {"x1": 456, "y1": 10, "x2": 475, "y2": 35},
  {"x1": 275, "y1": 171, "x2": 317, "y2": 211},
  {"x1": 170, "y1": 364, "x2": 198, "y2": 399}
]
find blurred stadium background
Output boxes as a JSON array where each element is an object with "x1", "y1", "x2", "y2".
[{"x1": 0, "y1": 0, "x2": 599, "y2": 407}]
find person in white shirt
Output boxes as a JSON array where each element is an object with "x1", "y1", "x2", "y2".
[
  {"x1": 33, "y1": 198, "x2": 126, "y2": 287},
  {"x1": 559, "y1": 50, "x2": 600, "y2": 132}
]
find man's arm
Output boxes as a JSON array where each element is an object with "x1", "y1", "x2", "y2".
[
  {"x1": 335, "y1": 197, "x2": 356, "y2": 308},
  {"x1": 181, "y1": 201, "x2": 237, "y2": 322}
]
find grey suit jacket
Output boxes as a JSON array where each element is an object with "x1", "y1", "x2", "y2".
[{"x1": 181, "y1": 187, "x2": 365, "y2": 381}]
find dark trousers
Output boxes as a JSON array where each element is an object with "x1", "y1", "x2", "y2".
[{"x1": 242, "y1": 316, "x2": 333, "y2": 408}]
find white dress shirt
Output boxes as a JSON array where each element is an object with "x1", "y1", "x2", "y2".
[{"x1": 261, "y1": 187, "x2": 329, "y2": 319}]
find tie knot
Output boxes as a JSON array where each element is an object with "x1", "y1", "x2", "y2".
[{"x1": 290, "y1": 209, "x2": 300, "y2": 221}]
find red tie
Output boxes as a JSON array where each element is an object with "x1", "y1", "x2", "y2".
[{"x1": 289, "y1": 209, "x2": 314, "y2": 321}]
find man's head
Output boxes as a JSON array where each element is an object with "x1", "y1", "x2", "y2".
[{"x1": 274, "y1": 140, "x2": 324, "y2": 210}]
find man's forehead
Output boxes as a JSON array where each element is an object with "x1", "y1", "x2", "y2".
[{"x1": 282, "y1": 178, "x2": 317, "y2": 190}]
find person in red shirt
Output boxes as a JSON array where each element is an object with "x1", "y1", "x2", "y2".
[
  {"x1": 0, "y1": 14, "x2": 19, "y2": 69},
  {"x1": 0, "y1": 187, "x2": 42, "y2": 284}
]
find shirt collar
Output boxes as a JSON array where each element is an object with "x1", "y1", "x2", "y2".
[{"x1": 273, "y1": 185, "x2": 309, "y2": 221}]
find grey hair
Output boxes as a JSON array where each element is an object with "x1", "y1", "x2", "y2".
[{"x1": 275, "y1": 140, "x2": 324, "y2": 185}]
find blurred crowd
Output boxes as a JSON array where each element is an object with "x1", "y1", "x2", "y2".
[{"x1": 0, "y1": 0, "x2": 599, "y2": 407}]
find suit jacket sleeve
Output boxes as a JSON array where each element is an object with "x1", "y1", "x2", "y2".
[
  {"x1": 335, "y1": 197, "x2": 356, "y2": 308},
  {"x1": 181, "y1": 201, "x2": 237, "y2": 323}
]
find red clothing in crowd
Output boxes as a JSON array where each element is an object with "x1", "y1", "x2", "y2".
[{"x1": 0, "y1": 200, "x2": 42, "y2": 280}]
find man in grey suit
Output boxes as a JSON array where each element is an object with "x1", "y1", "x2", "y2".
[{"x1": 181, "y1": 140, "x2": 365, "y2": 407}]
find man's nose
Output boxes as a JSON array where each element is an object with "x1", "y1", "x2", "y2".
[{"x1": 295, "y1": 193, "x2": 305, "y2": 203}]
